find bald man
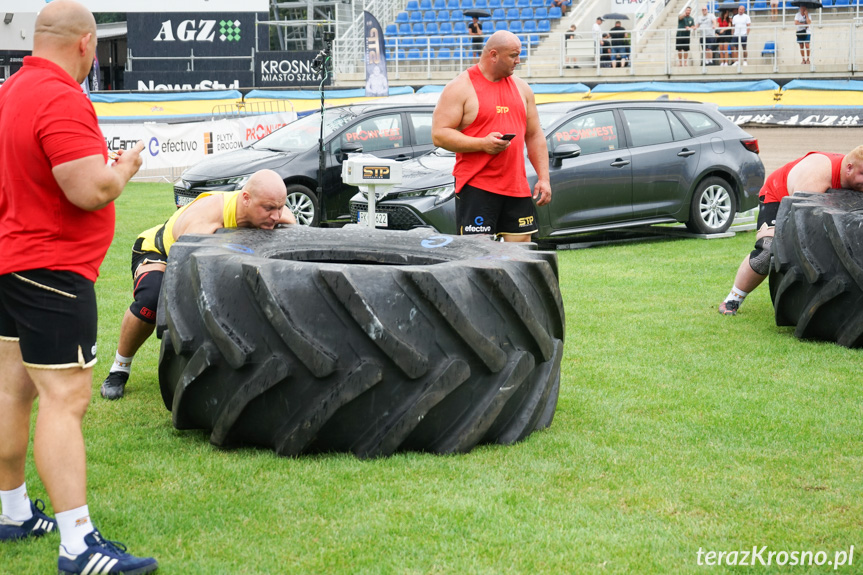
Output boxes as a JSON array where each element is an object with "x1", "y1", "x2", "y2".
[
  {"x1": 101, "y1": 169, "x2": 296, "y2": 401},
  {"x1": 432, "y1": 31, "x2": 550, "y2": 242},
  {"x1": 0, "y1": 1, "x2": 159, "y2": 573},
  {"x1": 719, "y1": 147, "x2": 863, "y2": 315}
]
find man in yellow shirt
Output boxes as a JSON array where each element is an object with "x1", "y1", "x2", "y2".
[{"x1": 101, "y1": 169, "x2": 296, "y2": 400}]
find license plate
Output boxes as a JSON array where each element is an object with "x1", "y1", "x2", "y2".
[
  {"x1": 175, "y1": 194, "x2": 195, "y2": 207},
  {"x1": 357, "y1": 211, "x2": 388, "y2": 227}
]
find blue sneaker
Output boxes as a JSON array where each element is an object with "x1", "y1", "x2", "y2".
[
  {"x1": 58, "y1": 530, "x2": 157, "y2": 575},
  {"x1": 0, "y1": 498, "x2": 56, "y2": 541}
]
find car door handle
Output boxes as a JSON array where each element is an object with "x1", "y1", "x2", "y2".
[
  {"x1": 395, "y1": 154, "x2": 411, "y2": 161},
  {"x1": 610, "y1": 159, "x2": 630, "y2": 167},
  {"x1": 678, "y1": 149, "x2": 696, "y2": 157}
]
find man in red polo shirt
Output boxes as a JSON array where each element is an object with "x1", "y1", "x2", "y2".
[
  {"x1": 718, "y1": 147, "x2": 863, "y2": 315},
  {"x1": 0, "y1": 1, "x2": 156, "y2": 573}
]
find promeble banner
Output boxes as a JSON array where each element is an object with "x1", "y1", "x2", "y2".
[
  {"x1": 0, "y1": 1, "x2": 267, "y2": 12},
  {"x1": 363, "y1": 11, "x2": 389, "y2": 98}
]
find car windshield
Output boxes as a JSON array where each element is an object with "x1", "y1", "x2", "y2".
[{"x1": 249, "y1": 108, "x2": 358, "y2": 152}]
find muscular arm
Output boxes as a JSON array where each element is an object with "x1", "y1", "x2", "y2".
[
  {"x1": 52, "y1": 141, "x2": 144, "y2": 211},
  {"x1": 432, "y1": 74, "x2": 511, "y2": 155},
  {"x1": 171, "y1": 195, "x2": 228, "y2": 239},
  {"x1": 278, "y1": 207, "x2": 297, "y2": 225},
  {"x1": 519, "y1": 79, "x2": 551, "y2": 206},
  {"x1": 786, "y1": 154, "x2": 834, "y2": 194}
]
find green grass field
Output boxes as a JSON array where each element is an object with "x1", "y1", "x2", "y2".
[{"x1": 5, "y1": 182, "x2": 861, "y2": 574}]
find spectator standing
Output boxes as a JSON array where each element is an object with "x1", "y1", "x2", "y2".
[
  {"x1": 731, "y1": 4, "x2": 751, "y2": 65},
  {"x1": 592, "y1": 17, "x2": 604, "y2": 65},
  {"x1": 468, "y1": 16, "x2": 484, "y2": 59},
  {"x1": 716, "y1": 9, "x2": 733, "y2": 65},
  {"x1": 795, "y1": 6, "x2": 812, "y2": 64},
  {"x1": 676, "y1": 7, "x2": 695, "y2": 66},
  {"x1": 695, "y1": 6, "x2": 718, "y2": 65},
  {"x1": 564, "y1": 24, "x2": 580, "y2": 69},
  {"x1": 431, "y1": 31, "x2": 551, "y2": 242},
  {"x1": 600, "y1": 33, "x2": 613, "y2": 67},
  {"x1": 0, "y1": 1, "x2": 157, "y2": 573},
  {"x1": 609, "y1": 20, "x2": 627, "y2": 68},
  {"x1": 770, "y1": 0, "x2": 780, "y2": 21}
]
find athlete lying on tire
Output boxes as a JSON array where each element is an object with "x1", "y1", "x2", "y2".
[
  {"x1": 718, "y1": 146, "x2": 863, "y2": 316},
  {"x1": 100, "y1": 169, "x2": 296, "y2": 400}
]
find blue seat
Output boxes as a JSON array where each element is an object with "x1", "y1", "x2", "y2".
[
  {"x1": 548, "y1": 5, "x2": 562, "y2": 18},
  {"x1": 517, "y1": 0, "x2": 530, "y2": 6},
  {"x1": 509, "y1": 20, "x2": 523, "y2": 32},
  {"x1": 396, "y1": 11, "x2": 409, "y2": 23},
  {"x1": 492, "y1": 7, "x2": 505, "y2": 19},
  {"x1": 410, "y1": 11, "x2": 423, "y2": 22},
  {"x1": 452, "y1": 9, "x2": 464, "y2": 19},
  {"x1": 424, "y1": 10, "x2": 437, "y2": 21},
  {"x1": 385, "y1": 37, "x2": 396, "y2": 49},
  {"x1": 821, "y1": 0, "x2": 834, "y2": 6},
  {"x1": 534, "y1": 6, "x2": 548, "y2": 18},
  {"x1": 474, "y1": 0, "x2": 489, "y2": 8},
  {"x1": 406, "y1": 0, "x2": 420, "y2": 11},
  {"x1": 506, "y1": 8, "x2": 520, "y2": 19},
  {"x1": 386, "y1": 23, "x2": 397, "y2": 36},
  {"x1": 494, "y1": 20, "x2": 507, "y2": 31},
  {"x1": 529, "y1": 33, "x2": 539, "y2": 45},
  {"x1": 520, "y1": 7, "x2": 534, "y2": 19},
  {"x1": 503, "y1": 0, "x2": 516, "y2": 7},
  {"x1": 420, "y1": 0, "x2": 433, "y2": 9},
  {"x1": 488, "y1": 0, "x2": 502, "y2": 8},
  {"x1": 395, "y1": 49, "x2": 406, "y2": 62},
  {"x1": 448, "y1": 0, "x2": 460, "y2": 7},
  {"x1": 437, "y1": 47, "x2": 452, "y2": 59},
  {"x1": 429, "y1": 35, "x2": 443, "y2": 48},
  {"x1": 434, "y1": 0, "x2": 447, "y2": 9},
  {"x1": 425, "y1": 21, "x2": 439, "y2": 34},
  {"x1": 414, "y1": 36, "x2": 429, "y2": 48},
  {"x1": 752, "y1": 0, "x2": 768, "y2": 9},
  {"x1": 439, "y1": 21, "x2": 453, "y2": 34},
  {"x1": 835, "y1": 0, "x2": 850, "y2": 7},
  {"x1": 453, "y1": 21, "x2": 468, "y2": 34},
  {"x1": 519, "y1": 47, "x2": 528, "y2": 58},
  {"x1": 530, "y1": 0, "x2": 544, "y2": 6},
  {"x1": 461, "y1": 0, "x2": 474, "y2": 7},
  {"x1": 398, "y1": 23, "x2": 411, "y2": 35},
  {"x1": 761, "y1": 41, "x2": 775, "y2": 56},
  {"x1": 422, "y1": 48, "x2": 434, "y2": 60},
  {"x1": 537, "y1": 18, "x2": 550, "y2": 32},
  {"x1": 523, "y1": 19, "x2": 537, "y2": 33},
  {"x1": 438, "y1": 9, "x2": 450, "y2": 20},
  {"x1": 412, "y1": 22, "x2": 425, "y2": 34}
]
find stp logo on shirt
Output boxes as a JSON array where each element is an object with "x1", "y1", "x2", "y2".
[{"x1": 496, "y1": 106, "x2": 510, "y2": 114}]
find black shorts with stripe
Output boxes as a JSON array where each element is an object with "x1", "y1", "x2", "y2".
[
  {"x1": 455, "y1": 184, "x2": 539, "y2": 236},
  {"x1": 0, "y1": 270, "x2": 98, "y2": 368}
]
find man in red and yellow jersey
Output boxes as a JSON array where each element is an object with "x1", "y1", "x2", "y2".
[
  {"x1": 431, "y1": 30, "x2": 551, "y2": 242},
  {"x1": 100, "y1": 169, "x2": 296, "y2": 400},
  {"x1": 718, "y1": 147, "x2": 863, "y2": 315}
]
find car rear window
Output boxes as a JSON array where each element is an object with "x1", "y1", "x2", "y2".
[
  {"x1": 621, "y1": 109, "x2": 674, "y2": 147},
  {"x1": 675, "y1": 110, "x2": 721, "y2": 136},
  {"x1": 409, "y1": 113, "x2": 433, "y2": 146}
]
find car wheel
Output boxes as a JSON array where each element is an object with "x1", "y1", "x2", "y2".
[
  {"x1": 768, "y1": 190, "x2": 863, "y2": 348},
  {"x1": 156, "y1": 227, "x2": 565, "y2": 458},
  {"x1": 686, "y1": 176, "x2": 737, "y2": 234},
  {"x1": 285, "y1": 184, "x2": 320, "y2": 227}
]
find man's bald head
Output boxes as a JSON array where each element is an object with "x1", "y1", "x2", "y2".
[
  {"x1": 480, "y1": 30, "x2": 522, "y2": 80},
  {"x1": 245, "y1": 169, "x2": 287, "y2": 202},
  {"x1": 483, "y1": 30, "x2": 521, "y2": 56},
  {"x1": 239, "y1": 170, "x2": 289, "y2": 229},
  {"x1": 34, "y1": 0, "x2": 96, "y2": 48}
]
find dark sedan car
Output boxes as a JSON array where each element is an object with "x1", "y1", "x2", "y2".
[
  {"x1": 349, "y1": 100, "x2": 765, "y2": 239},
  {"x1": 174, "y1": 103, "x2": 437, "y2": 226}
]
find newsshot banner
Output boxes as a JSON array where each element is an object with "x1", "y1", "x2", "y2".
[
  {"x1": 255, "y1": 51, "x2": 331, "y2": 88},
  {"x1": 100, "y1": 111, "x2": 297, "y2": 171},
  {"x1": 124, "y1": 71, "x2": 254, "y2": 91}
]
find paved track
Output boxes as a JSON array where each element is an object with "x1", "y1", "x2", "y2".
[{"x1": 746, "y1": 127, "x2": 863, "y2": 175}]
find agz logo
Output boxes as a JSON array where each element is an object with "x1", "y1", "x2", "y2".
[{"x1": 153, "y1": 19, "x2": 242, "y2": 43}]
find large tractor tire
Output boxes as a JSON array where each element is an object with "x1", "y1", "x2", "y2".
[
  {"x1": 156, "y1": 226, "x2": 565, "y2": 458},
  {"x1": 769, "y1": 190, "x2": 863, "y2": 348}
]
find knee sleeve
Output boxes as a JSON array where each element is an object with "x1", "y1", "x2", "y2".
[
  {"x1": 129, "y1": 270, "x2": 163, "y2": 324},
  {"x1": 748, "y1": 236, "x2": 773, "y2": 276}
]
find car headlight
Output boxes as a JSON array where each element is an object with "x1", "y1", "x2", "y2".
[
  {"x1": 397, "y1": 184, "x2": 455, "y2": 206},
  {"x1": 202, "y1": 174, "x2": 251, "y2": 189}
]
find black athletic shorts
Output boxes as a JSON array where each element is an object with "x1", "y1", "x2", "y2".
[
  {"x1": 0, "y1": 270, "x2": 98, "y2": 368},
  {"x1": 757, "y1": 198, "x2": 780, "y2": 229},
  {"x1": 131, "y1": 236, "x2": 168, "y2": 278},
  {"x1": 455, "y1": 184, "x2": 539, "y2": 236}
]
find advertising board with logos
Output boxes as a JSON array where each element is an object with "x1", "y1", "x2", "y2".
[
  {"x1": 127, "y1": 12, "x2": 262, "y2": 58},
  {"x1": 255, "y1": 51, "x2": 331, "y2": 88}
]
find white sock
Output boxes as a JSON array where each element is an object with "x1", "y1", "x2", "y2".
[
  {"x1": 109, "y1": 351, "x2": 134, "y2": 374},
  {"x1": 0, "y1": 483, "x2": 32, "y2": 521},
  {"x1": 56, "y1": 505, "x2": 94, "y2": 556},
  {"x1": 725, "y1": 286, "x2": 748, "y2": 303}
]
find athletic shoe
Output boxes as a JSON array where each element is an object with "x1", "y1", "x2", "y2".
[
  {"x1": 100, "y1": 371, "x2": 129, "y2": 400},
  {"x1": 719, "y1": 300, "x2": 740, "y2": 316},
  {"x1": 0, "y1": 499, "x2": 56, "y2": 541},
  {"x1": 58, "y1": 530, "x2": 157, "y2": 575}
]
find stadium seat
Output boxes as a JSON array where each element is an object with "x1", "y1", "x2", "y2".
[
  {"x1": 429, "y1": 35, "x2": 443, "y2": 49},
  {"x1": 452, "y1": 9, "x2": 464, "y2": 20},
  {"x1": 509, "y1": 20, "x2": 523, "y2": 33},
  {"x1": 438, "y1": 9, "x2": 450, "y2": 20},
  {"x1": 761, "y1": 41, "x2": 775, "y2": 56},
  {"x1": 420, "y1": 0, "x2": 433, "y2": 9},
  {"x1": 386, "y1": 23, "x2": 397, "y2": 36},
  {"x1": 523, "y1": 19, "x2": 537, "y2": 33},
  {"x1": 422, "y1": 48, "x2": 434, "y2": 60},
  {"x1": 461, "y1": 0, "x2": 474, "y2": 7},
  {"x1": 503, "y1": 0, "x2": 516, "y2": 7},
  {"x1": 434, "y1": 0, "x2": 447, "y2": 9},
  {"x1": 439, "y1": 21, "x2": 453, "y2": 34},
  {"x1": 398, "y1": 23, "x2": 411, "y2": 35},
  {"x1": 548, "y1": 5, "x2": 562, "y2": 18},
  {"x1": 396, "y1": 11, "x2": 409, "y2": 23},
  {"x1": 519, "y1": 47, "x2": 528, "y2": 58},
  {"x1": 517, "y1": 0, "x2": 530, "y2": 6},
  {"x1": 489, "y1": 0, "x2": 502, "y2": 8},
  {"x1": 447, "y1": 0, "x2": 460, "y2": 7},
  {"x1": 530, "y1": 0, "x2": 544, "y2": 6},
  {"x1": 412, "y1": 22, "x2": 425, "y2": 34},
  {"x1": 474, "y1": 0, "x2": 489, "y2": 8},
  {"x1": 406, "y1": 0, "x2": 420, "y2": 11},
  {"x1": 494, "y1": 20, "x2": 507, "y2": 31},
  {"x1": 537, "y1": 19, "x2": 550, "y2": 32},
  {"x1": 534, "y1": 6, "x2": 548, "y2": 18},
  {"x1": 834, "y1": 0, "x2": 850, "y2": 7},
  {"x1": 437, "y1": 47, "x2": 452, "y2": 59},
  {"x1": 453, "y1": 21, "x2": 468, "y2": 35},
  {"x1": 414, "y1": 36, "x2": 429, "y2": 48},
  {"x1": 528, "y1": 33, "x2": 539, "y2": 46},
  {"x1": 396, "y1": 49, "x2": 407, "y2": 62},
  {"x1": 520, "y1": 7, "x2": 534, "y2": 19},
  {"x1": 492, "y1": 7, "x2": 506, "y2": 19},
  {"x1": 425, "y1": 21, "x2": 439, "y2": 34},
  {"x1": 424, "y1": 10, "x2": 437, "y2": 21},
  {"x1": 751, "y1": 0, "x2": 768, "y2": 9},
  {"x1": 506, "y1": 8, "x2": 520, "y2": 19},
  {"x1": 410, "y1": 11, "x2": 423, "y2": 22}
]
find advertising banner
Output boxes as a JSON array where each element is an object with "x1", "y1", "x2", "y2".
[
  {"x1": 100, "y1": 111, "x2": 296, "y2": 171},
  {"x1": 0, "y1": 1, "x2": 268, "y2": 12},
  {"x1": 256, "y1": 51, "x2": 330, "y2": 88},
  {"x1": 363, "y1": 11, "x2": 388, "y2": 98},
  {"x1": 127, "y1": 12, "x2": 258, "y2": 58},
  {"x1": 124, "y1": 71, "x2": 254, "y2": 91}
]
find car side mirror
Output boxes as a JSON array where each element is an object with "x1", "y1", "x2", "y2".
[
  {"x1": 550, "y1": 144, "x2": 581, "y2": 168},
  {"x1": 336, "y1": 142, "x2": 363, "y2": 162}
]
